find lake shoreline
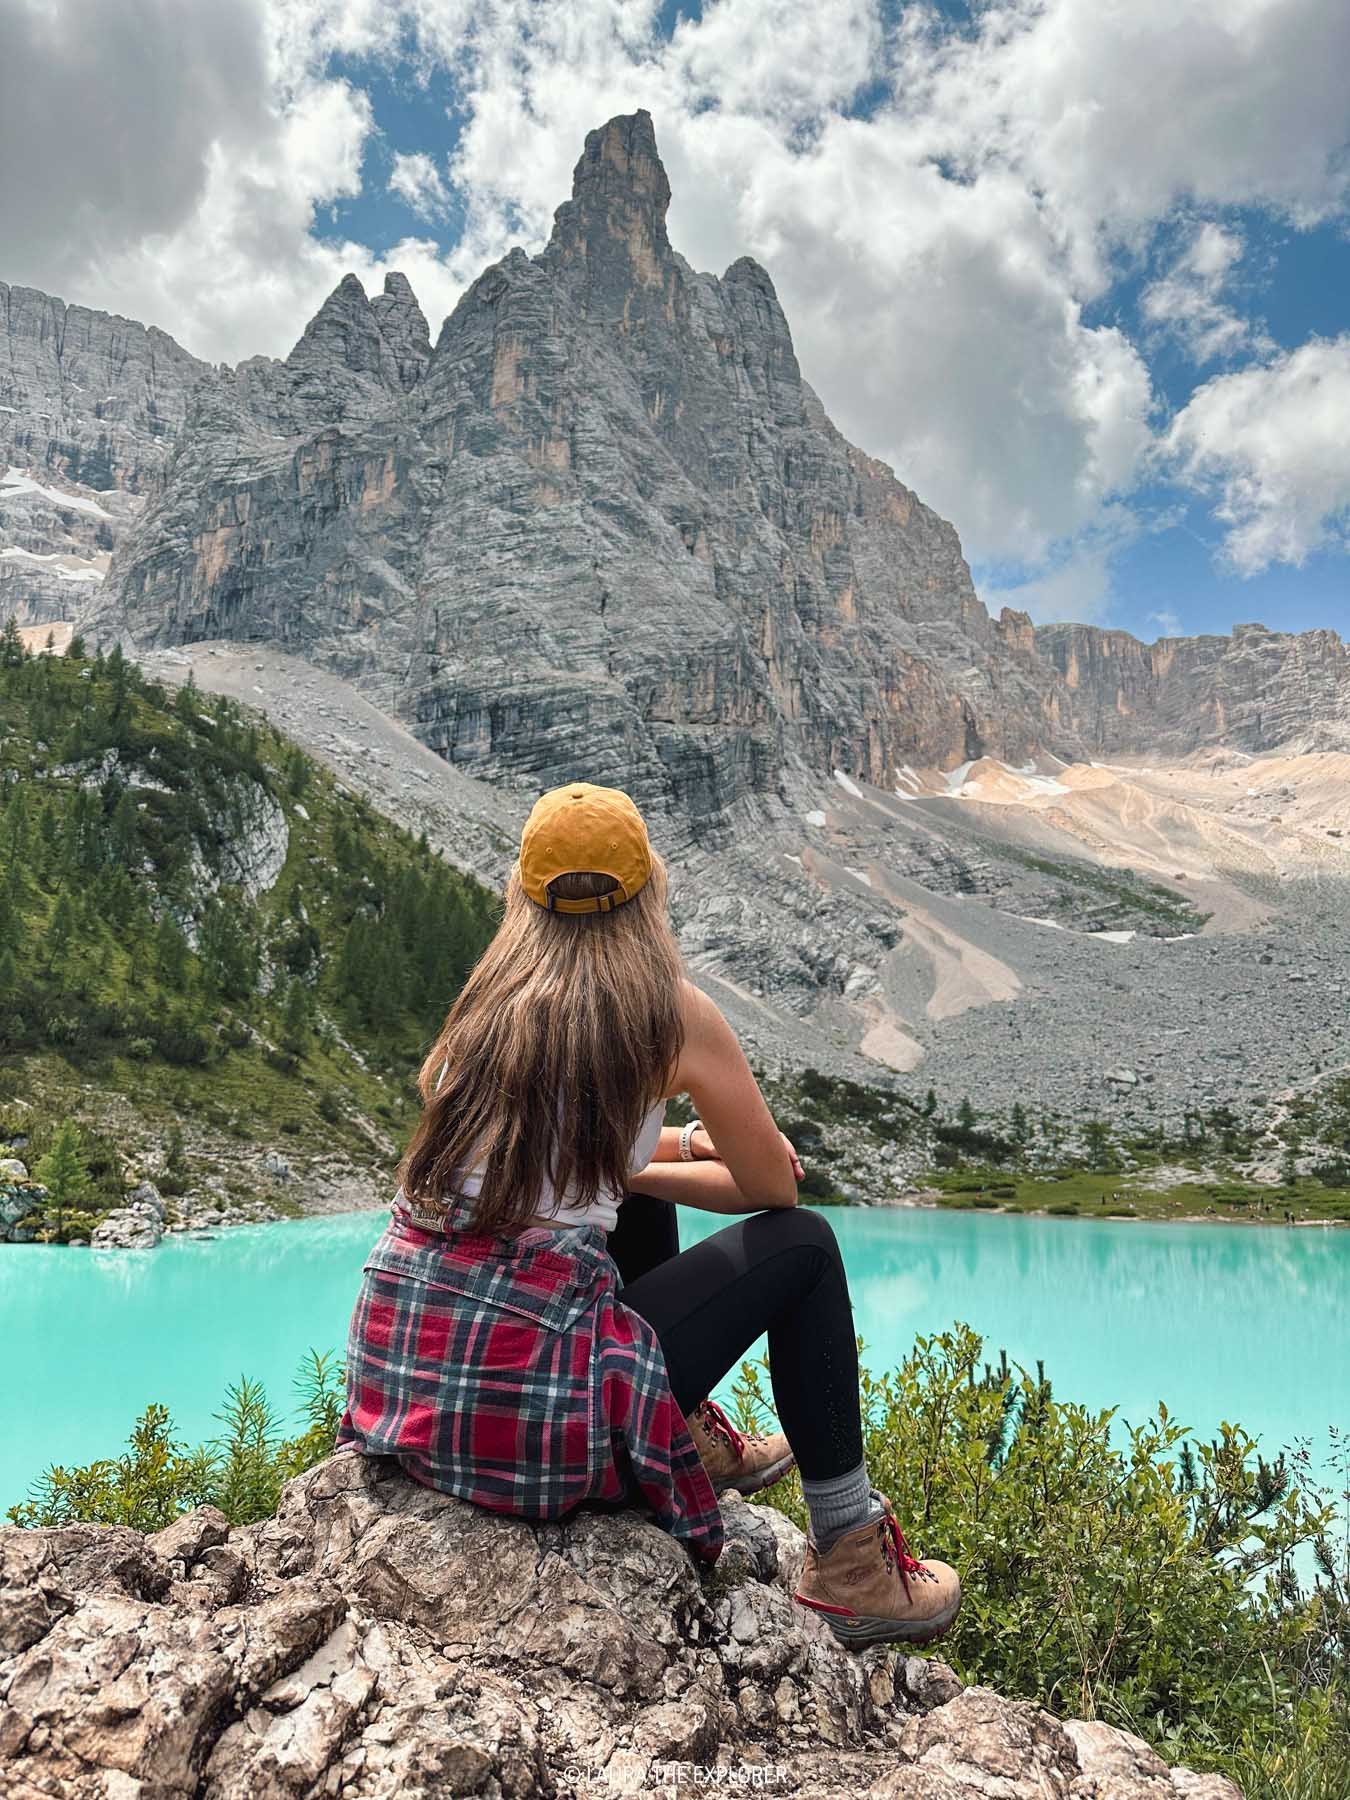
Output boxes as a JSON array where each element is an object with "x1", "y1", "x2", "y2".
[{"x1": 888, "y1": 1190, "x2": 1350, "y2": 1228}]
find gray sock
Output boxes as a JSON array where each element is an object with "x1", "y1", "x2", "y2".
[{"x1": 801, "y1": 1462, "x2": 885, "y2": 1551}]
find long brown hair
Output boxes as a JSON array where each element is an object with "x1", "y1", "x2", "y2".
[{"x1": 399, "y1": 855, "x2": 685, "y2": 1235}]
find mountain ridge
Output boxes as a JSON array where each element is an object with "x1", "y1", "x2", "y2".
[{"x1": 1, "y1": 112, "x2": 1345, "y2": 812}]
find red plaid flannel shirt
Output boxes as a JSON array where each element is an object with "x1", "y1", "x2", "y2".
[{"x1": 336, "y1": 1192, "x2": 724, "y2": 1562}]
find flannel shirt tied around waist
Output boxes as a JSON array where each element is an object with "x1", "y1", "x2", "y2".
[{"x1": 335, "y1": 1189, "x2": 724, "y2": 1563}]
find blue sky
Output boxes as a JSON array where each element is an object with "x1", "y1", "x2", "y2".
[{"x1": 5, "y1": 0, "x2": 1347, "y2": 647}]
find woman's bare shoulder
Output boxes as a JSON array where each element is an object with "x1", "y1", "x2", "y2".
[{"x1": 668, "y1": 979, "x2": 735, "y2": 1090}]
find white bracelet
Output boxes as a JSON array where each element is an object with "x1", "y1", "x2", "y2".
[{"x1": 679, "y1": 1118, "x2": 703, "y2": 1162}]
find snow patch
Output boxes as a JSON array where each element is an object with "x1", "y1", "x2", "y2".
[
  {"x1": 1090, "y1": 929, "x2": 1138, "y2": 944},
  {"x1": 943, "y1": 759, "x2": 975, "y2": 792},
  {"x1": 832, "y1": 769, "x2": 863, "y2": 799},
  {"x1": 0, "y1": 545, "x2": 104, "y2": 581},
  {"x1": 845, "y1": 867, "x2": 873, "y2": 887},
  {"x1": 0, "y1": 465, "x2": 113, "y2": 518},
  {"x1": 803, "y1": 809, "x2": 827, "y2": 827},
  {"x1": 1019, "y1": 915, "x2": 1066, "y2": 930},
  {"x1": 783, "y1": 853, "x2": 802, "y2": 866}
]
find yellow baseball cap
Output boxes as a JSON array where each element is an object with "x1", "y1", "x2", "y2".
[{"x1": 519, "y1": 781, "x2": 654, "y2": 914}]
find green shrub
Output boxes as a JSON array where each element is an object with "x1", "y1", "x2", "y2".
[
  {"x1": 730, "y1": 1324, "x2": 1346, "y2": 1787},
  {"x1": 971, "y1": 1194, "x2": 1000, "y2": 1209},
  {"x1": 7, "y1": 1352, "x2": 344, "y2": 1531},
  {"x1": 1047, "y1": 1202, "x2": 1079, "y2": 1216}
]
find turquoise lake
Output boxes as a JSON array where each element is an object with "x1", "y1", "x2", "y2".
[{"x1": 3, "y1": 1206, "x2": 1348, "y2": 1515}]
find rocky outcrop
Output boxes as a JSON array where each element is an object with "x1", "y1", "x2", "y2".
[
  {"x1": 0, "y1": 1451, "x2": 1240, "y2": 1799},
  {"x1": 0, "y1": 281, "x2": 209, "y2": 625},
  {"x1": 89, "y1": 1182, "x2": 165, "y2": 1251},
  {"x1": 0, "y1": 1157, "x2": 45, "y2": 1243}
]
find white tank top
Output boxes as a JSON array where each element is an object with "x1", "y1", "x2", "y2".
[{"x1": 434, "y1": 1060, "x2": 665, "y2": 1235}]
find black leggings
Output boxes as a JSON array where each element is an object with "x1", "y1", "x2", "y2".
[{"x1": 608, "y1": 1195, "x2": 863, "y2": 1481}]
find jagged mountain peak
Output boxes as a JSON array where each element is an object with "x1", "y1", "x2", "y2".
[
  {"x1": 286, "y1": 266, "x2": 430, "y2": 398},
  {"x1": 546, "y1": 109, "x2": 674, "y2": 290}
]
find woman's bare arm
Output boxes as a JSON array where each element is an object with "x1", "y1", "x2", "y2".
[
  {"x1": 626, "y1": 1158, "x2": 770, "y2": 1212},
  {"x1": 653, "y1": 981, "x2": 798, "y2": 1210}
]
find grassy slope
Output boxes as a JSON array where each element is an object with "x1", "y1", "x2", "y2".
[{"x1": 0, "y1": 634, "x2": 499, "y2": 1233}]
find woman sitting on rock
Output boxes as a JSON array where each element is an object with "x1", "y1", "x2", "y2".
[{"x1": 337, "y1": 781, "x2": 961, "y2": 1649}]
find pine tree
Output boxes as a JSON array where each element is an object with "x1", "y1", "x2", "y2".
[
  {"x1": 281, "y1": 978, "x2": 311, "y2": 1050},
  {"x1": 957, "y1": 1096, "x2": 978, "y2": 1129},
  {"x1": 0, "y1": 615, "x2": 26, "y2": 668},
  {"x1": 155, "y1": 914, "x2": 190, "y2": 988},
  {"x1": 108, "y1": 790, "x2": 140, "y2": 868},
  {"x1": 46, "y1": 890, "x2": 77, "y2": 965},
  {"x1": 1082, "y1": 1117, "x2": 1113, "y2": 1166},
  {"x1": 0, "y1": 943, "x2": 18, "y2": 1004},
  {"x1": 34, "y1": 1120, "x2": 89, "y2": 1237}
]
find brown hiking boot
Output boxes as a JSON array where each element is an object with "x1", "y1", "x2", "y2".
[
  {"x1": 687, "y1": 1399, "x2": 796, "y2": 1496},
  {"x1": 794, "y1": 1502, "x2": 962, "y2": 1648}
]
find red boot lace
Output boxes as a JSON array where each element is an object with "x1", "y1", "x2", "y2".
[
  {"x1": 880, "y1": 1513, "x2": 924, "y2": 1601},
  {"x1": 696, "y1": 1399, "x2": 748, "y2": 1458}
]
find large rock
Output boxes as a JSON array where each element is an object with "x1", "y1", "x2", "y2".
[
  {"x1": 89, "y1": 1201, "x2": 163, "y2": 1251},
  {"x1": 0, "y1": 1452, "x2": 1242, "y2": 1799}
]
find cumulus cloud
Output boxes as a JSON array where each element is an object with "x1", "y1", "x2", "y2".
[
  {"x1": 1164, "y1": 335, "x2": 1350, "y2": 573},
  {"x1": 0, "y1": 0, "x2": 273, "y2": 289},
  {"x1": 1147, "y1": 609, "x2": 1183, "y2": 638},
  {"x1": 388, "y1": 151, "x2": 453, "y2": 221},
  {"x1": 0, "y1": 0, "x2": 462, "y2": 361},
  {"x1": 1139, "y1": 222, "x2": 1271, "y2": 364}
]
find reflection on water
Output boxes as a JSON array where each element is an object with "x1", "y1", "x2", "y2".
[{"x1": 2, "y1": 1206, "x2": 1347, "y2": 1512}]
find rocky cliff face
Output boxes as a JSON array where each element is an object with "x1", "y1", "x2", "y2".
[
  {"x1": 0, "y1": 1451, "x2": 1239, "y2": 1799},
  {"x1": 1035, "y1": 619, "x2": 1350, "y2": 755},
  {"x1": 0, "y1": 282, "x2": 209, "y2": 625}
]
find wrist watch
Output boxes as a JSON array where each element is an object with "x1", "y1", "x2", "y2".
[{"x1": 678, "y1": 1118, "x2": 704, "y2": 1162}]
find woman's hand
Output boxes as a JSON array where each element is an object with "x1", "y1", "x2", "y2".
[{"x1": 781, "y1": 1134, "x2": 804, "y2": 1183}]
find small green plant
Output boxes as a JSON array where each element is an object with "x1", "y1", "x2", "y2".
[{"x1": 7, "y1": 1351, "x2": 345, "y2": 1530}]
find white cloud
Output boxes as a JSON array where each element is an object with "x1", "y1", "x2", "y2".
[
  {"x1": 1164, "y1": 335, "x2": 1350, "y2": 573},
  {"x1": 1146, "y1": 609, "x2": 1182, "y2": 638},
  {"x1": 1140, "y1": 221, "x2": 1271, "y2": 365},
  {"x1": 389, "y1": 150, "x2": 453, "y2": 221},
  {"x1": 669, "y1": 0, "x2": 882, "y2": 121}
]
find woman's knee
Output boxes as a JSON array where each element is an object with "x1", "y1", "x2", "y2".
[{"x1": 755, "y1": 1202, "x2": 843, "y2": 1262}]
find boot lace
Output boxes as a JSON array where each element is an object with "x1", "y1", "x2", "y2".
[
  {"x1": 696, "y1": 1399, "x2": 755, "y2": 1458},
  {"x1": 880, "y1": 1512, "x2": 924, "y2": 1600}
]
